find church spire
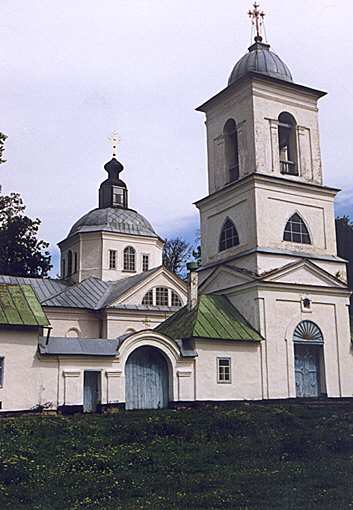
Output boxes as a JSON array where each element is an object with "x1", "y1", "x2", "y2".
[{"x1": 99, "y1": 134, "x2": 128, "y2": 209}]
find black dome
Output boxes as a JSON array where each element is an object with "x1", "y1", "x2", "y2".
[{"x1": 228, "y1": 41, "x2": 293, "y2": 86}]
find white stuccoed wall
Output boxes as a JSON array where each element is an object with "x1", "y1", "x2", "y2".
[
  {"x1": 0, "y1": 330, "x2": 57, "y2": 411},
  {"x1": 60, "y1": 231, "x2": 164, "y2": 283}
]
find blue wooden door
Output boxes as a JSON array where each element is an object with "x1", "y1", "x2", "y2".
[
  {"x1": 83, "y1": 371, "x2": 101, "y2": 413},
  {"x1": 125, "y1": 346, "x2": 169, "y2": 410},
  {"x1": 295, "y1": 346, "x2": 320, "y2": 398}
]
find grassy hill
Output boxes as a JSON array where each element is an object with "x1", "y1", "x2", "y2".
[{"x1": 0, "y1": 402, "x2": 353, "y2": 509}]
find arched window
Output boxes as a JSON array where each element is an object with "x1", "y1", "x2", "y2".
[
  {"x1": 67, "y1": 250, "x2": 73, "y2": 276},
  {"x1": 66, "y1": 327, "x2": 80, "y2": 338},
  {"x1": 293, "y1": 321, "x2": 323, "y2": 343},
  {"x1": 142, "y1": 288, "x2": 183, "y2": 307},
  {"x1": 283, "y1": 214, "x2": 311, "y2": 244},
  {"x1": 224, "y1": 119, "x2": 240, "y2": 183},
  {"x1": 142, "y1": 289, "x2": 153, "y2": 306},
  {"x1": 62, "y1": 259, "x2": 66, "y2": 279},
  {"x1": 74, "y1": 252, "x2": 78, "y2": 273},
  {"x1": 124, "y1": 246, "x2": 136, "y2": 271},
  {"x1": 219, "y1": 218, "x2": 239, "y2": 252},
  {"x1": 171, "y1": 291, "x2": 182, "y2": 307},
  {"x1": 278, "y1": 112, "x2": 298, "y2": 175}
]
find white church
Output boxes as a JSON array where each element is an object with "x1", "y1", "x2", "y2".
[{"x1": 0, "y1": 5, "x2": 352, "y2": 413}]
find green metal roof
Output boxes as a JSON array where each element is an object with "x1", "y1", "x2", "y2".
[
  {"x1": 156, "y1": 294, "x2": 263, "y2": 342},
  {"x1": 0, "y1": 284, "x2": 49, "y2": 327}
]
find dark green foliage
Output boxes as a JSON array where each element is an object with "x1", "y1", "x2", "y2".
[
  {"x1": 0, "y1": 132, "x2": 7, "y2": 165},
  {"x1": 336, "y1": 215, "x2": 353, "y2": 290},
  {"x1": 0, "y1": 193, "x2": 52, "y2": 277},
  {"x1": 0, "y1": 403, "x2": 353, "y2": 509}
]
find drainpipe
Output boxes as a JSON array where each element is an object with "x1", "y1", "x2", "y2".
[{"x1": 186, "y1": 262, "x2": 199, "y2": 311}]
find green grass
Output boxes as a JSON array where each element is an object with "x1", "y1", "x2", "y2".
[{"x1": 0, "y1": 403, "x2": 353, "y2": 509}]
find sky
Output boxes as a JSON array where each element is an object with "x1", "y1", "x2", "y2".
[{"x1": 1, "y1": 0, "x2": 353, "y2": 276}]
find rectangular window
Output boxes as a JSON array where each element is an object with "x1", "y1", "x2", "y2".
[
  {"x1": 142, "y1": 254, "x2": 149, "y2": 272},
  {"x1": 0, "y1": 357, "x2": 4, "y2": 387},
  {"x1": 217, "y1": 357, "x2": 231, "y2": 384},
  {"x1": 74, "y1": 252, "x2": 78, "y2": 273},
  {"x1": 109, "y1": 250, "x2": 117, "y2": 269},
  {"x1": 156, "y1": 287, "x2": 169, "y2": 306}
]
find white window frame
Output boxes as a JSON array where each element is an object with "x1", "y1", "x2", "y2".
[
  {"x1": 217, "y1": 357, "x2": 231, "y2": 384},
  {"x1": 142, "y1": 254, "x2": 149, "y2": 272},
  {"x1": 109, "y1": 249, "x2": 117, "y2": 270},
  {"x1": 0, "y1": 357, "x2": 4, "y2": 387}
]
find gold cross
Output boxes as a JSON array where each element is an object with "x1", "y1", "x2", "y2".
[
  {"x1": 248, "y1": 2, "x2": 265, "y2": 42},
  {"x1": 108, "y1": 131, "x2": 121, "y2": 158}
]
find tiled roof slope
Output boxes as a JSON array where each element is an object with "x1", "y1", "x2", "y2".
[
  {"x1": 0, "y1": 284, "x2": 49, "y2": 326},
  {"x1": 39, "y1": 337, "x2": 118, "y2": 356},
  {"x1": 41, "y1": 277, "x2": 109, "y2": 309},
  {"x1": 0, "y1": 275, "x2": 67, "y2": 302},
  {"x1": 0, "y1": 266, "x2": 182, "y2": 311},
  {"x1": 156, "y1": 294, "x2": 263, "y2": 342}
]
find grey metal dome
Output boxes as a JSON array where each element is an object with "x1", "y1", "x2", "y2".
[
  {"x1": 228, "y1": 41, "x2": 293, "y2": 86},
  {"x1": 68, "y1": 207, "x2": 158, "y2": 238}
]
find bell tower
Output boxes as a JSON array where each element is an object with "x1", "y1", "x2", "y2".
[{"x1": 195, "y1": 3, "x2": 343, "y2": 280}]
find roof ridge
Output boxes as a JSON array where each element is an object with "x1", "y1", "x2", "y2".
[{"x1": 97, "y1": 266, "x2": 162, "y2": 309}]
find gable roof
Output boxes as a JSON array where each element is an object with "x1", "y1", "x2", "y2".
[
  {"x1": 39, "y1": 266, "x2": 185, "y2": 310},
  {"x1": 259, "y1": 259, "x2": 348, "y2": 288},
  {"x1": 0, "y1": 284, "x2": 49, "y2": 327},
  {"x1": 98, "y1": 266, "x2": 161, "y2": 308},
  {"x1": 156, "y1": 294, "x2": 263, "y2": 342}
]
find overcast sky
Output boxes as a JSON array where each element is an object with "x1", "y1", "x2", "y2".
[{"x1": 1, "y1": 0, "x2": 353, "y2": 275}]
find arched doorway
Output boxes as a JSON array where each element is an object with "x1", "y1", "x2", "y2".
[
  {"x1": 125, "y1": 346, "x2": 169, "y2": 410},
  {"x1": 293, "y1": 320, "x2": 325, "y2": 398}
]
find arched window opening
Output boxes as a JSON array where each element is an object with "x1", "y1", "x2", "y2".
[
  {"x1": 293, "y1": 321, "x2": 323, "y2": 343},
  {"x1": 278, "y1": 112, "x2": 298, "y2": 176},
  {"x1": 171, "y1": 291, "x2": 182, "y2": 307},
  {"x1": 219, "y1": 218, "x2": 240, "y2": 252},
  {"x1": 142, "y1": 289, "x2": 153, "y2": 306},
  {"x1": 62, "y1": 259, "x2": 66, "y2": 279},
  {"x1": 124, "y1": 246, "x2": 136, "y2": 272},
  {"x1": 67, "y1": 250, "x2": 73, "y2": 276},
  {"x1": 66, "y1": 328, "x2": 80, "y2": 338},
  {"x1": 142, "y1": 288, "x2": 183, "y2": 307},
  {"x1": 74, "y1": 252, "x2": 78, "y2": 273},
  {"x1": 224, "y1": 119, "x2": 240, "y2": 183},
  {"x1": 156, "y1": 287, "x2": 169, "y2": 306},
  {"x1": 283, "y1": 214, "x2": 311, "y2": 244}
]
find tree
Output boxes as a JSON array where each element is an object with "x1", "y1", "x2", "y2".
[
  {"x1": 0, "y1": 132, "x2": 7, "y2": 165},
  {"x1": 162, "y1": 237, "x2": 191, "y2": 277},
  {"x1": 336, "y1": 215, "x2": 353, "y2": 292},
  {"x1": 0, "y1": 193, "x2": 52, "y2": 277}
]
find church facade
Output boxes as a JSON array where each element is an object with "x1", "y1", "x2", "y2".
[{"x1": 0, "y1": 12, "x2": 353, "y2": 413}]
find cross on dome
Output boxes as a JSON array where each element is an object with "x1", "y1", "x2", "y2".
[
  {"x1": 109, "y1": 131, "x2": 121, "y2": 158},
  {"x1": 248, "y1": 2, "x2": 266, "y2": 43}
]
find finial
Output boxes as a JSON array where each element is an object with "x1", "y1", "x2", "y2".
[
  {"x1": 108, "y1": 131, "x2": 121, "y2": 158},
  {"x1": 248, "y1": 2, "x2": 265, "y2": 43}
]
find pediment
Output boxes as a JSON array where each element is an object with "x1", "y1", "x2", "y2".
[
  {"x1": 111, "y1": 267, "x2": 187, "y2": 307},
  {"x1": 200, "y1": 265, "x2": 255, "y2": 293},
  {"x1": 262, "y1": 261, "x2": 346, "y2": 288}
]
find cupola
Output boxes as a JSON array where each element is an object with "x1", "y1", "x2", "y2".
[{"x1": 99, "y1": 157, "x2": 128, "y2": 209}]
